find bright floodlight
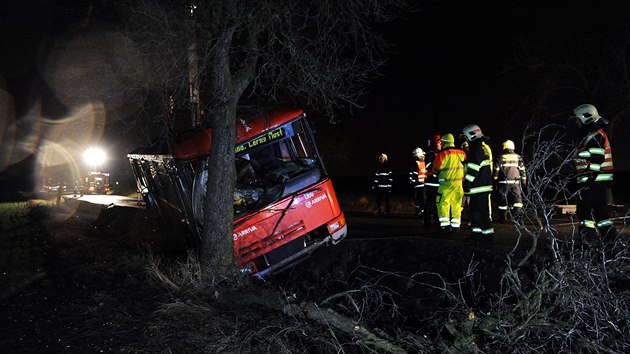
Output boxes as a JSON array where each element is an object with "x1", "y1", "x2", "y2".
[{"x1": 83, "y1": 147, "x2": 106, "y2": 167}]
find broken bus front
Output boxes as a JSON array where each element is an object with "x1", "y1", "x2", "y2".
[{"x1": 128, "y1": 109, "x2": 347, "y2": 277}]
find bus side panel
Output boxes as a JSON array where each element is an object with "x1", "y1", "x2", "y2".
[{"x1": 232, "y1": 178, "x2": 341, "y2": 267}]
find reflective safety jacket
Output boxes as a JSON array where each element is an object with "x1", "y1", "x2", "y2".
[
  {"x1": 575, "y1": 128, "x2": 614, "y2": 186},
  {"x1": 493, "y1": 149, "x2": 526, "y2": 185},
  {"x1": 373, "y1": 162, "x2": 393, "y2": 190},
  {"x1": 409, "y1": 159, "x2": 426, "y2": 188},
  {"x1": 432, "y1": 145, "x2": 466, "y2": 185},
  {"x1": 464, "y1": 140, "x2": 493, "y2": 194}
]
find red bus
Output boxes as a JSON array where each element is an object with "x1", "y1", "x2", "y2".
[{"x1": 128, "y1": 110, "x2": 347, "y2": 277}]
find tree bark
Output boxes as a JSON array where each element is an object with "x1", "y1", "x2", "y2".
[{"x1": 199, "y1": 25, "x2": 237, "y2": 275}]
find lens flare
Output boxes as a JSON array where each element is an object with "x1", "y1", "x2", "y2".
[{"x1": 83, "y1": 147, "x2": 107, "y2": 167}]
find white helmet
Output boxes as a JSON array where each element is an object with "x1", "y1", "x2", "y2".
[
  {"x1": 462, "y1": 124, "x2": 484, "y2": 142},
  {"x1": 572, "y1": 104, "x2": 607, "y2": 125},
  {"x1": 412, "y1": 147, "x2": 425, "y2": 157},
  {"x1": 502, "y1": 139, "x2": 515, "y2": 151}
]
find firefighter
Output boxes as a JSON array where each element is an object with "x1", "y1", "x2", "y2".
[
  {"x1": 373, "y1": 153, "x2": 393, "y2": 215},
  {"x1": 432, "y1": 134, "x2": 466, "y2": 232},
  {"x1": 493, "y1": 139, "x2": 527, "y2": 223},
  {"x1": 409, "y1": 147, "x2": 427, "y2": 218},
  {"x1": 424, "y1": 134, "x2": 442, "y2": 227},
  {"x1": 462, "y1": 124, "x2": 494, "y2": 237},
  {"x1": 571, "y1": 104, "x2": 615, "y2": 240}
]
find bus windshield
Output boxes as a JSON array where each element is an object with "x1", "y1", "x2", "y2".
[{"x1": 192, "y1": 117, "x2": 325, "y2": 220}]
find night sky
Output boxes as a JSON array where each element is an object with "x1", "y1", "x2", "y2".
[
  {"x1": 324, "y1": 1, "x2": 630, "y2": 176},
  {"x1": 1, "y1": 1, "x2": 628, "y2": 187}
]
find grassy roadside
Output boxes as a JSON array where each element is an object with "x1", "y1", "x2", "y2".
[{"x1": 0, "y1": 201, "x2": 53, "y2": 301}]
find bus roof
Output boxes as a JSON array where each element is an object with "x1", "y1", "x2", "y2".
[{"x1": 174, "y1": 109, "x2": 305, "y2": 160}]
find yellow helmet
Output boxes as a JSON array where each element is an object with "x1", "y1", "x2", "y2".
[
  {"x1": 440, "y1": 133, "x2": 455, "y2": 148},
  {"x1": 502, "y1": 140, "x2": 515, "y2": 151}
]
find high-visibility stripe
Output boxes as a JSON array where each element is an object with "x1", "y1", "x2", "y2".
[
  {"x1": 512, "y1": 203, "x2": 523, "y2": 208},
  {"x1": 465, "y1": 174, "x2": 475, "y2": 182},
  {"x1": 589, "y1": 164, "x2": 601, "y2": 171},
  {"x1": 498, "y1": 206, "x2": 508, "y2": 210},
  {"x1": 482, "y1": 228, "x2": 495, "y2": 235},
  {"x1": 594, "y1": 174, "x2": 613, "y2": 182},
  {"x1": 597, "y1": 219, "x2": 614, "y2": 228},
  {"x1": 580, "y1": 220, "x2": 597, "y2": 229},
  {"x1": 588, "y1": 147, "x2": 605, "y2": 155},
  {"x1": 468, "y1": 185, "x2": 493, "y2": 194},
  {"x1": 467, "y1": 163, "x2": 480, "y2": 171},
  {"x1": 439, "y1": 177, "x2": 464, "y2": 182}
]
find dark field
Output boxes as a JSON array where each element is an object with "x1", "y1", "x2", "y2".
[{"x1": 1, "y1": 187, "x2": 629, "y2": 352}]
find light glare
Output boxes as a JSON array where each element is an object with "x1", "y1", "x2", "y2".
[{"x1": 84, "y1": 147, "x2": 106, "y2": 167}]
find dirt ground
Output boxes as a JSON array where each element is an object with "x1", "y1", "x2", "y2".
[
  {"x1": 0, "y1": 200, "x2": 171, "y2": 352},
  {"x1": 1, "y1": 194, "x2": 625, "y2": 352}
]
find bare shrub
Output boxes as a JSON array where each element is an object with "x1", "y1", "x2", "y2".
[
  {"x1": 140, "y1": 252, "x2": 411, "y2": 353},
  {"x1": 427, "y1": 123, "x2": 630, "y2": 352}
]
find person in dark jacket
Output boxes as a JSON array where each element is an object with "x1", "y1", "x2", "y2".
[
  {"x1": 462, "y1": 124, "x2": 494, "y2": 238},
  {"x1": 423, "y1": 134, "x2": 441, "y2": 227},
  {"x1": 373, "y1": 153, "x2": 393, "y2": 215},
  {"x1": 493, "y1": 139, "x2": 527, "y2": 223},
  {"x1": 571, "y1": 104, "x2": 615, "y2": 240}
]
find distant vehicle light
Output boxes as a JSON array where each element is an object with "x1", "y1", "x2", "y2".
[{"x1": 84, "y1": 147, "x2": 107, "y2": 166}]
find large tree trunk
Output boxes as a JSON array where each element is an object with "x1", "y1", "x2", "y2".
[
  {"x1": 199, "y1": 25, "x2": 237, "y2": 275},
  {"x1": 200, "y1": 102, "x2": 237, "y2": 275}
]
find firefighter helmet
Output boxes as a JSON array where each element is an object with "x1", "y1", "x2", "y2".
[
  {"x1": 502, "y1": 139, "x2": 515, "y2": 151},
  {"x1": 412, "y1": 147, "x2": 425, "y2": 158},
  {"x1": 572, "y1": 104, "x2": 607, "y2": 125},
  {"x1": 379, "y1": 153, "x2": 388, "y2": 162},
  {"x1": 462, "y1": 124, "x2": 484, "y2": 142},
  {"x1": 440, "y1": 133, "x2": 455, "y2": 148}
]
